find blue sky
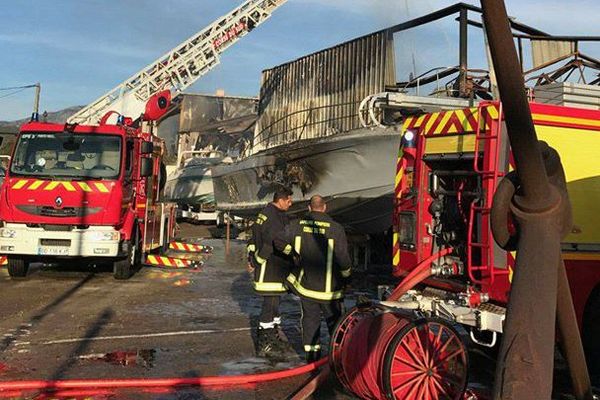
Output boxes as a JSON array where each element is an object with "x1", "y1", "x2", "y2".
[{"x1": 1, "y1": 0, "x2": 599, "y2": 121}]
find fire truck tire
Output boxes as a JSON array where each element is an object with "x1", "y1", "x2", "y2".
[
  {"x1": 113, "y1": 255, "x2": 132, "y2": 280},
  {"x1": 7, "y1": 257, "x2": 30, "y2": 279},
  {"x1": 161, "y1": 223, "x2": 170, "y2": 254},
  {"x1": 113, "y1": 234, "x2": 139, "y2": 280},
  {"x1": 582, "y1": 289, "x2": 600, "y2": 383}
]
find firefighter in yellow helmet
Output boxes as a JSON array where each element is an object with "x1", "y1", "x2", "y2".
[
  {"x1": 247, "y1": 186, "x2": 294, "y2": 360},
  {"x1": 275, "y1": 194, "x2": 352, "y2": 363}
]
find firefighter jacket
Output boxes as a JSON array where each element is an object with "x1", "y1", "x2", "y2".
[
  {"x1": 248, "y1": 203, "x2": 292, "y2": 294},
  {"x1": 275, "y1": 211, "x2": 352, "y2": 302}
]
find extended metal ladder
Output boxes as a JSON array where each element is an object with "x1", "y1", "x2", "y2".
[
  {"x1": 467, "y1": 103, "x2": 510, "y2": 285},
  {"x1": 69, "y1": 0, "x2": 287, "y2": 125}
]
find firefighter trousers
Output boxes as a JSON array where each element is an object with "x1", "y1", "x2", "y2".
[
  {"x1": 300, "y1": 297, "x2": 342, "y2": 352},
  {"x1": 259, "y1": 295, "x2": 281, "y2": 328}
]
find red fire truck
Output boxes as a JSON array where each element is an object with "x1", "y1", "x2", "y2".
[
  {"x1": 0, "y1": 91, "x2": 175, "y2": 280},
  {"x1": 391, "y1": 100, "x2": 600, "y2": 374}
]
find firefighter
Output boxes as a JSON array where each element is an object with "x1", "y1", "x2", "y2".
[
  {"x1": 275, "y1": 195, "x2": 352, "y2": 363},
  {"x1": 247, "y1": 186, "x2": 294, "y2": 359}
]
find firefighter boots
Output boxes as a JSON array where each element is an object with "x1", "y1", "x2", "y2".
[
  {"x1": 305, "y1": 349, "x2": 322, "y2": 363},
  {"x1": 273, "y1": 323, "x2": 295, "y2": 353},
  {"x1": 256, "y1": 327, "x2": 287, "y2": 361}
]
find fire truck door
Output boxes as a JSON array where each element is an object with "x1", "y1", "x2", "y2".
[
  {"x1": 122, "y1": 140, "x2": 135, "y2": 211},
  {"x1": 143, "y1": 153, "x2": 164, "y2": 251}
]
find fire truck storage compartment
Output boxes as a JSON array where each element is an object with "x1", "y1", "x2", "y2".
[{"x1": 423, "y1": 155, "x2": 481, "y2": 273}]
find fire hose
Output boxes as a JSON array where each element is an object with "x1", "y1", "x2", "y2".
[
  {"x1": 0, "y1": 358, "x2": 328, "y2": 393},
  {"x1": 0, "y1": 248, "x2": 456, "y2": 399},
  {"x1": 387, "y1": 247, "x2": 454, "y2": 301},
  {"x1": 324, "y1": 247, "x2": 465, "y2": 400}
]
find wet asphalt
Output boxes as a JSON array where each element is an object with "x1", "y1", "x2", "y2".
[
  {"x1": 0, "y1": 223, "x2": 585, "y2": 399},
  {"x1": 0, "y1": 224, "x2": 354, "y2": 399}
]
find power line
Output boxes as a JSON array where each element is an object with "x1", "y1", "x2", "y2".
[
  {"x1": 0, "y1": 87, "x2": 29, "y2": 100},
  {"x1": 0, "y1": 84, "x2": 38, "y2": 91}
]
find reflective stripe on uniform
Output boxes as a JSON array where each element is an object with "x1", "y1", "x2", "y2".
[
  {"x1": 300, "y1": 220, "x2": 330, "y2": 228},
  {"x1": 256, "y1": 213, "x2": 268, "y2": 225},
  {"x1": 254, "y1": 253, "x2": 266, "y2": 265},
  {"x1": 340, "y1": 267, "x2": 351, "y2": 278},
  {"x1": 283, "y1": 244, "x2": 292, "y2": 256},
  {"x1": 258, "y1": 259, "x2": 267, "y2": 283},
  {"x1": 287, "y1": 273, "x2": 343, "y2": 301},
  {"x1": 253, "y1": 281, "x2": 287, "y2": 292},
  {"x1": 294, "y1": 236, "x2": 302, "y2": 253},
  {"x1": 247, "y1": 244, "x2": 256, "y2": 254},
  {"x1": 304, "y1": 344, "x2": 321, "y2": 352},
  {"x1": 326, "y1": 239, "x2": 334, "y2": 293}
]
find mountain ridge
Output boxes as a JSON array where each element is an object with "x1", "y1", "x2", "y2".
[{"x1": 0, "y1": 106, "x2": 84, "y2": 133}]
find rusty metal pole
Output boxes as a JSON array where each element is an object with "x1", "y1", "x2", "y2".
[
  {"x1": 481, "y1": 1, "x2": 592, "y2": 399},
  {"x1": 458, "y1": 7, "x2": 468, "y2": 98},
  {"x1": 226, "y1": 214, "x2": 231, "y2": 255}
]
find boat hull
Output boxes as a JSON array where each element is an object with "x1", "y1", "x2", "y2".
[{"x1": 211, "y1": 127, "x2": 400, "y2": 234}]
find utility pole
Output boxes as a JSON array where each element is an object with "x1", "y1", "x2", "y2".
[{"x1": 31, "y1": 83, "x2": 41, "y2": 122}]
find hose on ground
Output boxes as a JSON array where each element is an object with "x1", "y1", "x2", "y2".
[{"x1": 0, "y1": 358, "x2": 328, "y2": 392}]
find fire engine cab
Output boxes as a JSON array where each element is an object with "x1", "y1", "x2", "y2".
[
  {"x1": 392, "y1": 100, "x2": 600, "y2": 374},
  {"x1": 0, "y1": 91, "x2": 175, "y2": 280}
]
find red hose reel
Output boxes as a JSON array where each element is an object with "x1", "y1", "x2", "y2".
[{"x1": 330, "y1": 305, "x2": 469, "y2": 400}]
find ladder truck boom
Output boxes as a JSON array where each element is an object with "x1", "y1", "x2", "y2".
[{"x1": 68, "y1": 0, "x2": 287, "y2": 125}]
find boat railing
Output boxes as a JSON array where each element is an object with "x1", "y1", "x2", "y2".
[
  {"x1": 247, "y1": 100, "x2": 361, "y2": 156},
  {"x1": 177, "y1": 150, "x2": 224, "y2": 168}
]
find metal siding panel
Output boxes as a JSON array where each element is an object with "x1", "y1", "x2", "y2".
[{"x1": 252, "y1": 32, "x2": 396, "y2": 153}]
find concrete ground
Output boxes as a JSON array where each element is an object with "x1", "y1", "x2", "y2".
[
  {"x1": 0, "y1": 224, "x2": 353, "y2": 399},
  {"x1": 0, "y1": 223, "x2": 585, "y2": 399}
]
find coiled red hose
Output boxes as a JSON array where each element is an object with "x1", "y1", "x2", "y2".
[
  {"x1": 0, "y1": 358, "x2": 328, "y2": 392},
  {"x1": 342, "y1": 312, "x2": 409, "y2": 399}
]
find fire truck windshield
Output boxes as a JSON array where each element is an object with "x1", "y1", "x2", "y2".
[{"x1": 10, "y1": 133, "x2": 122, "y2": 180}]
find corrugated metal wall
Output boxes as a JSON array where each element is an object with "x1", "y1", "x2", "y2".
[{"x1": 251, "y1": 30, "x2": 396, "y2": 153}]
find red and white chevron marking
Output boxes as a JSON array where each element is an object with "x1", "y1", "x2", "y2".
[
  {"x1": 145, "y1": 255, "x2": 202, "y2": 269},
  {"x1": 169, "y1": 242, "x2": 212, "y2": 253}
]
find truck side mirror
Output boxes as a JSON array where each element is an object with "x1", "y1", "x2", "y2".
[
  {"x1": 140, "y1": 158, "x2": 153, "y2": 177},
  {"x1": 141, "y1": 141, "x2": 154, "y2": 155}
]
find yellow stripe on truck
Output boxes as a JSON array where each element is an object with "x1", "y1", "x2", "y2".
[
  {"x1": 44, "y1": 181, "x2": 60, "y2": 191},
  {"x1": 62, "y1": 182, "x2": 76, "y2": 192},
  {"x1": 12, "y1": 180, "x2": 28, "y2": 189},
  {"x1": 78, "y1": 182, "x2": 93, "y2": 192},
  {"x1": 95, "y1": 183, "x2": 109, "y2": 193},
  {"x1": 424, "y1": 134, "x2": 476, "y2": 154},
  {"x1": 28, "y1": 180, "x2": 44, "y2": 190}
]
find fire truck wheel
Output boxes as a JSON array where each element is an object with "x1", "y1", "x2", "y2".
[
  {"x1": 113, "y1": 238, "x2": 138, "y2": 280},
  {"x1": 582, "y1": 289, "x2": 600, "y2": 383},
  {"x1": 7, "y1": 257, "x2": 30, "y2": 278},
  {"x1": 113, "y1": 255, "x2": 132, "y2": 280}
]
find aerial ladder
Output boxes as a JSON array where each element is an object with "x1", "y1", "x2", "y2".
[{"x1": 68, "y1": 0, "x2": 287, "y2": 125}]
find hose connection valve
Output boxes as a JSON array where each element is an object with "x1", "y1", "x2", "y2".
[
  {"x1": 460, "y1": 289, "x2": 490, "y2": 308},
  {"x1": 431, "y1": 257, "x2": 463, "y2": 277}
]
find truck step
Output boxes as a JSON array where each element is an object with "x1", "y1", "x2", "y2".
[
  {"x1": 144, "y1": 255, "x2": 203, "y2": 269},
  {"x1": 169, "y1": 241, "x2": 213, "y2": 253}
]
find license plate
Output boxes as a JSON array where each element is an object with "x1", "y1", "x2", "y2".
[{"x1": 38, "y1": 247, "x2": 69, "y2": 256}]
